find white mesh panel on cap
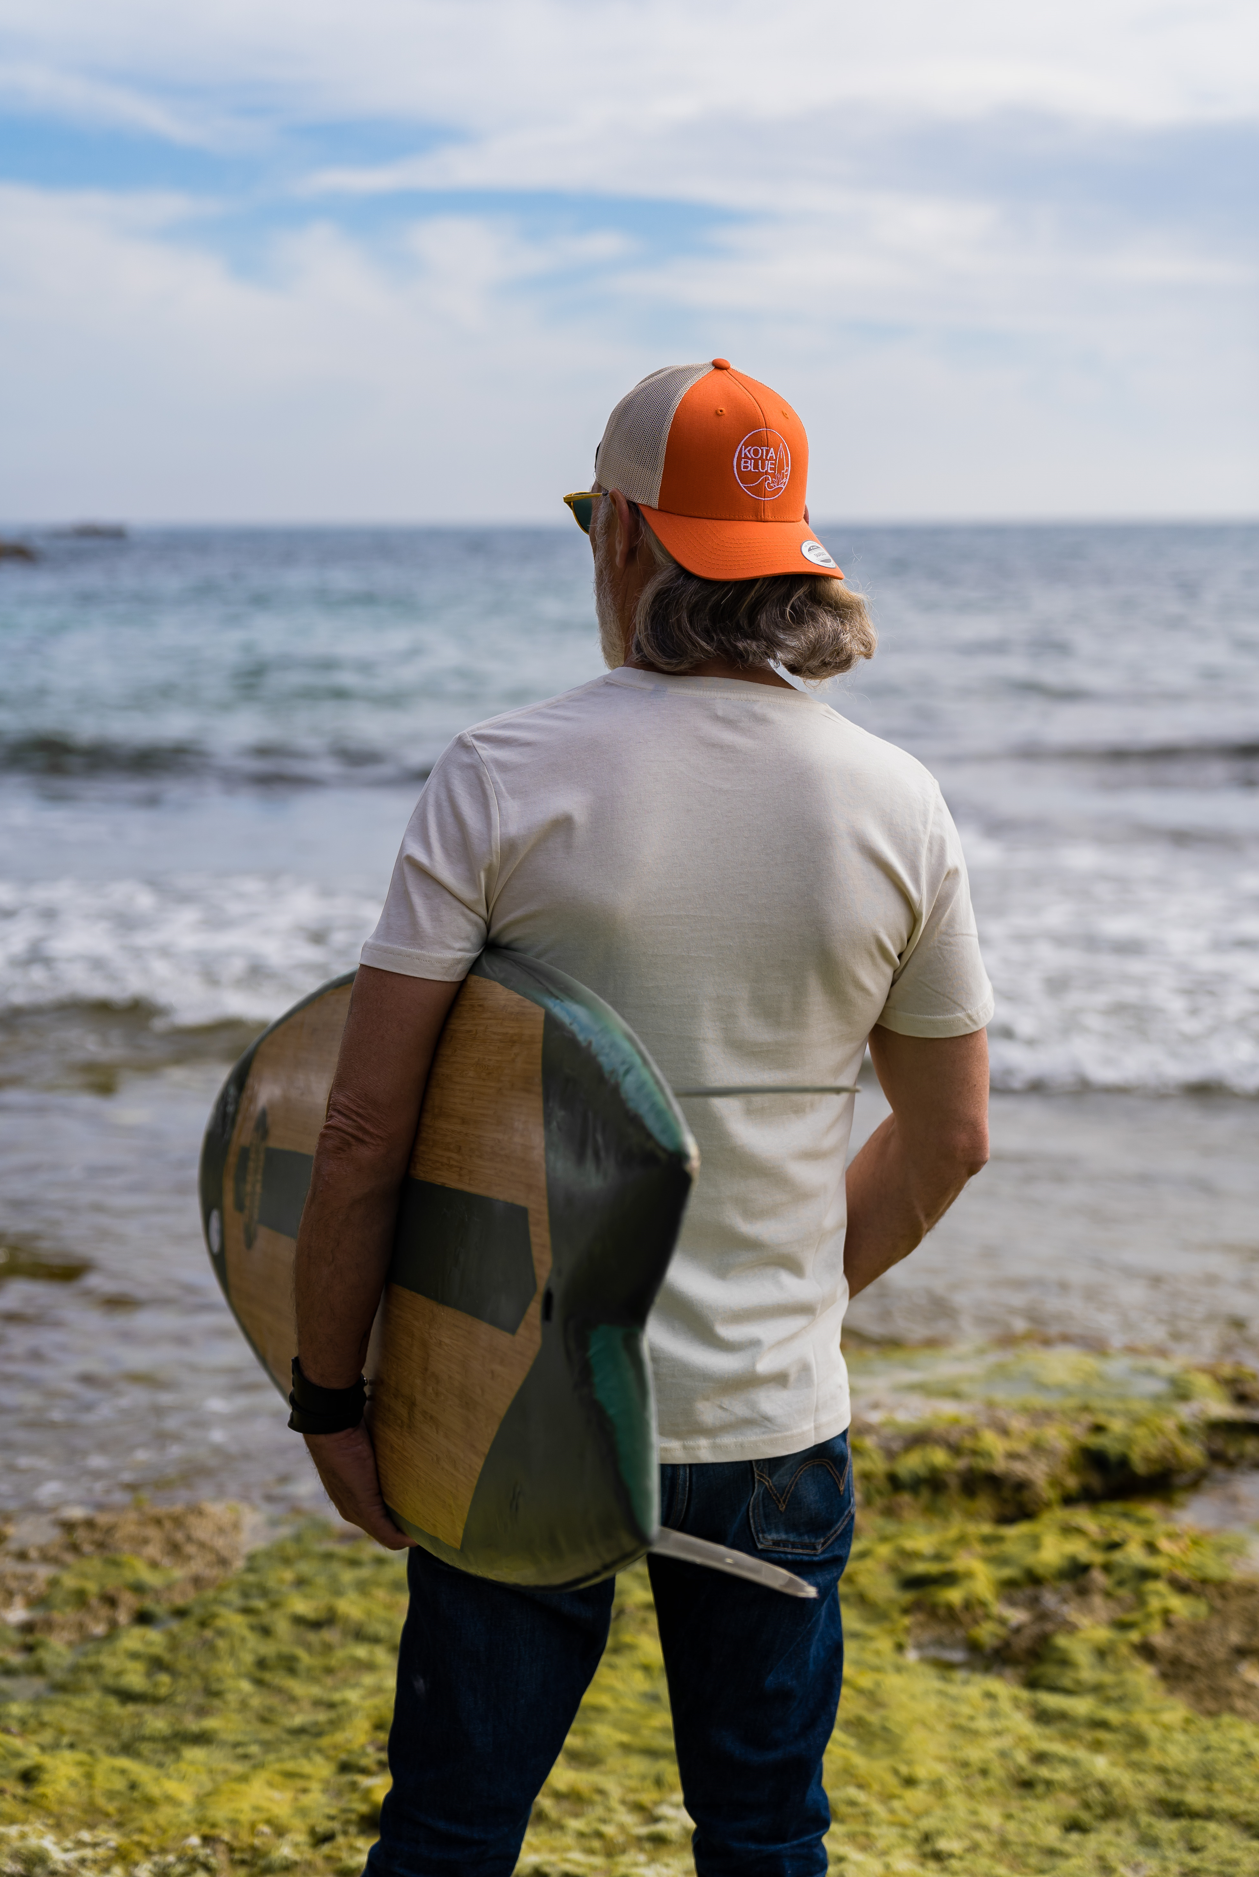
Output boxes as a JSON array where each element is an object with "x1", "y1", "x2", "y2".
[{"x1": 594, "y1": 363, "x2": 712, "y2": 505}]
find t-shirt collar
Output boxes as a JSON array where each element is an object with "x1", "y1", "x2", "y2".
[{"x1": 605, "y1": 667, "x2": 812, "y2": 701}]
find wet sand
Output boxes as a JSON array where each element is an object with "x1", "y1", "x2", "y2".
[
  {"x1": 847, "y1": 1084, "x2": 1259, "y2": 1362},
  {"x1": 2, "y1": 1048, "x2": 1256, "y2": 1516}
]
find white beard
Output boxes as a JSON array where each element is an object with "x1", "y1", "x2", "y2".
[
  {"x1": 593, "y1": 521, "x2": 627, "y2": 669},
  {"x1": 595, "y1": 571, "x2": 624, "y2": 668}
]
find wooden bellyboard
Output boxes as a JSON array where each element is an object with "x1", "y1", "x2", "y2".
[{"x1": 199, "y1": 949, "x2": 697, "y2": 1587}]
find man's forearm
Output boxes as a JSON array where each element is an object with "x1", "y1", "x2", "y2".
[
  {"x1": 842, "y1": 1026, "x2": 991, "y2": 1301},
  {"x1": 293, "y1": 1114, "x2": 411, "y2": 1387},
  {"x1": 292, "y1": 1127, "x2": 420, "y2": 1555},
  {"x1": 843, "y1": 1113, "x2": 984, "y2": 1299},
  {"x1": 292, "y1": 966, "x2": 462, "y2": 1391}
]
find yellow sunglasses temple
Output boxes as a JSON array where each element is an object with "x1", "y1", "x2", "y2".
[{"x1": 562, "y1": 490, "x2": 607, "y2": 535}]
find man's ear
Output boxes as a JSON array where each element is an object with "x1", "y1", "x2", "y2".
[{"x1": 609, "y1": 490, "x2": 637, "y2": 570}]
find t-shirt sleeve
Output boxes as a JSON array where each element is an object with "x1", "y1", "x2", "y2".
[
  {"x1": 359, "y1": 733, "x2": 499, "y2": 981},
  {"x1": 876, "y1": 788, "x2": 995, "y2": 1038}
]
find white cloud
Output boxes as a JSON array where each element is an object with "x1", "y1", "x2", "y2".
[
  {"x1": 1, "y1": 170, "x2": 1250, "y2": 524},
  {"x1": 0, "y1": 60, "x2": 229, "y2": 144},
  {"x1": 3, "y1": 0, "x2": 1256, "y2": 133},
  {"x1": 0, "y1": 184, "x2": 644, "y2": 520},
  {"x1": 0, "y1": 0, "x2": 1254, "y2": 520}
]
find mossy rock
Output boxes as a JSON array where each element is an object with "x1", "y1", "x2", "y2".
[
  {"x1": 3, "y1": 1497, "x2": 1259, "y2": 1875},
  {"x1": 852, "y1": 1389, "x2": 1259, "y2": 1523}
]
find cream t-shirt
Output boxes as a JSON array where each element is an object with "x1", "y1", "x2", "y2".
[{"x1": 362, "y1": 668, "x2": 993, "y2": 1462}]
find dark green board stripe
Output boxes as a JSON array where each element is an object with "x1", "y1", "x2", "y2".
[
  {"x1": 389, "y1": 1178, "x2": 536, "y2": 1334},
  {"x1": 257, "y1": 1148, "x2": 314, "y2": 1239},
  {"x1": 231, "y1": 1141, "x2": 314, "y2": 1242}
]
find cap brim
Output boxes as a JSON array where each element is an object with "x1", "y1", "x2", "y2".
[{"x1": 640, "y1": 508, "x2": 843, "y2": 581}]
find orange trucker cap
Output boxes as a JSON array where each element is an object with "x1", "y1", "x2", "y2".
[{"x1": 594, "y1": 359, "x2": 841, "y2": 581}]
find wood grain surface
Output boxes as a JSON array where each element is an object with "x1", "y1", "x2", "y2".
[
  {"x1": 218, "y1": 969, "x2": 552, "y2": 1553},
  {"x1": 371, "y1": 975, "x2": 551, "y2": 1548},
  {"x1": 221, "y1": 981, "x2": 353, "y2": 1391}
]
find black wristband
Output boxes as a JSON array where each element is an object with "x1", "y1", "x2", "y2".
[{"x1": 288, "y1": 1356, "x2": 367, "y2": 1435}]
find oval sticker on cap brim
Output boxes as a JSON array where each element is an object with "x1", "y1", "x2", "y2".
[{"x1": 801, "y1": 540, "x2": 838, "y2": 569}]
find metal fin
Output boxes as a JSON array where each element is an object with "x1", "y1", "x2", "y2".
[{"x1": 649, "y1": 1527, "x2": 818, "y2": 1599}]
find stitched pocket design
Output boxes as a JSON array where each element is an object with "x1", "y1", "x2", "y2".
[{"x1": 748, "y1": 1442, "x2": 854, "y2": 1558}]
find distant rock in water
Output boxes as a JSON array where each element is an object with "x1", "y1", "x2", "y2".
[
  {"x1": 56, "y1": 522, "x2": 128, "y2": 539},
  {"x1": 0, "y1": 538, "x2": 37, "y2": 561}
]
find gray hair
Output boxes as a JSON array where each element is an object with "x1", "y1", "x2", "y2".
[{"x1": 627, "y1": 512, "x2": 876, "y2": 681}]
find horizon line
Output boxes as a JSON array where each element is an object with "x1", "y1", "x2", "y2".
[{"x1": 3, "y1": 512, "x2": 1258, "y2": 533}]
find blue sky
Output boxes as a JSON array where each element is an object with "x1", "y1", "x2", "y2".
[{"x1": 0, "y1": 0, "x2": 1255, "y2": 522}]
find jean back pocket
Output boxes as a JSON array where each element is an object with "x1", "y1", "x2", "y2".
[{"x1": 748, "y1": 1433, "x2": 854, "y2": 1559}]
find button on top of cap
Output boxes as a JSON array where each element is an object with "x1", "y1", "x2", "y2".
[{"x1": 711, "y1": 357, "x2": 731, "y2": 369}]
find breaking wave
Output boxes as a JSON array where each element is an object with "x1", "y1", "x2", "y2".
[
  {"x1": 0, "y1": 874, "x2": 380, "y2": 1032},
  {"x1": 1, "y1": 851, "x2": 1256, "y2": 1096},
  {"x1": 0, "y1": 733, "x2": 431, "y2": 790}
]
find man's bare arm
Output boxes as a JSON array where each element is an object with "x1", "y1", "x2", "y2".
[
  {"x1": 843, "y1": 1026, "x2": 989, "y2": 1300},
  {"x1": 293, "y1": 963, "x2": 461, "y2": 1547}
]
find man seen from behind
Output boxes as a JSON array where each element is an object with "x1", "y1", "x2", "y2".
[{"x1": 291, "y1": 358, "x2": 993, "y2": 1876}]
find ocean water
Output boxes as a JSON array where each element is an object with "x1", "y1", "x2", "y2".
[
  {"x1": 3, "y1": 521, "x2": 1256, "y2": 1092},
  {"x1": 1, "y1": 521, "x2": 1257, "y2": 1512}
]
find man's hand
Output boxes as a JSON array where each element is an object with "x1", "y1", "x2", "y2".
[
  {"x1": 844, "y1": 1025, "x2": 989, "y2": 1299},
  {"x1": 302, "y1": 1422, "x2": 416, "y2": 1551}
]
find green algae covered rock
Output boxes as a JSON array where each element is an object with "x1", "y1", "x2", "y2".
[
  {"x1": 3, "y1": 1356, "x2": 1259, "y2": 1875},
  {"x1": 8, "y1": 1507, "x2": 1259, "y2": 1875},
  {"x1": 849, "y1": 1350, "x2": 1259, "y2": 1522}
]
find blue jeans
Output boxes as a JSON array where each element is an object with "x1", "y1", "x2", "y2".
[{"x1": 366, "y1": 1429, "x2": 855, "y2": 1876}]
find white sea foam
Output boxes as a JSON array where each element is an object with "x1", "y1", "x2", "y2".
[
  {"x1": 2, "y1": 843, "x2": 1257, "y2": 1093},
  {"x1": 0, "y1": 874, "x2": 380, "y2": 1029},
  {"x1": 969, "y1": 832, "x2": 1259, "y2": 1095}
]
